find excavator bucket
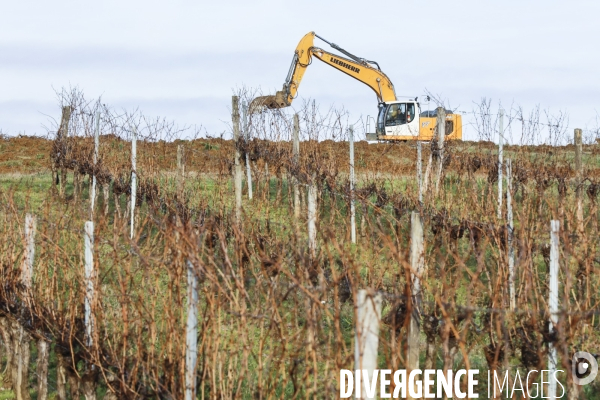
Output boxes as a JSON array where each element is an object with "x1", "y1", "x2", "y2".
[{"x1": 248, "y1": 90, "x2": 289, "y2": 114}]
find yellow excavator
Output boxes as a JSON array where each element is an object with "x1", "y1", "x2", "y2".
[{"x1": 250, "y1": 32, "x2": 462, "y2": 141}]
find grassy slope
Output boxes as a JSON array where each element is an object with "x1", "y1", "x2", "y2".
[{"x1": 0, "y1": 137, "x2": 599, "y2": 398}]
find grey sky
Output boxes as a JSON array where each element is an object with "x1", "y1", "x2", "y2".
[{"x1": 1, "y1": 0, "x2": 599, "y2": 141}]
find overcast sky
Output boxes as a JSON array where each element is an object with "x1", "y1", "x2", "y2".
[{"x1": 1, "y1": 0, "x2": 599, "y2": 142}]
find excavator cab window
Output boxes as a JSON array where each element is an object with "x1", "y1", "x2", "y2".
[
  {"x1": 406, "y1": 103, "x2": 415, "y2": 123},
  {"x1": 445, "y1": 120, "x2": 454, "y2": 135},
  {"x1": 376, "y1": 103, "x2": 386, "y2": 135},
  {"x1": 384, "y1": 103, "x2": 416, "y2": 126},
  {"x1": 385, "y1": 103, "x2": 406, "y2": 126}
]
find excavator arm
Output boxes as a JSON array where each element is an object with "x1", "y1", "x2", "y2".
[{"x1": 250, "y1": 32, "x2": 397, "y2": 111}]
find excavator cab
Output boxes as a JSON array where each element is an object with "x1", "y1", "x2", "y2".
[
  {"x1": 372, "y1": 102, "x2": 463, "y2": 141},
  {"x1": 376, "y1": 101, "x2": 420, "y2": 139}
]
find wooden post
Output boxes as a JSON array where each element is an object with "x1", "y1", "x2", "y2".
[
  {"x1": 14, "y1": 322, "x2": 31, "y2": 400},
  {"x1": 349, "y1": 126, "x2": 356, "y2": 244},
  {"x1": 243, "y1": 102, "x2": 253, "y2": 200},
  {"x1": 56, "y1": 354, "x2": 68, "y2": 400},
  {"x1": 177, "y1": 144, "x2": 185, "y2": 198},
  {"x1": 130, "y1": 127, "x2": 137, "y2": 239},
  {"x1": 417, "y1": 141, "x2": 423, "y2": 204},
  {"x1": 20, "y1": 215, "x2": 36, "y2": 400},
  {"x1": 506, "y1": 159, "x2": 515, "y2": 311},
  {"x1": 360, "y1": 207, "x2": 367, "y2": 238},
  {"x1": 57, "y1": 106, "x2": 73, "y2": 198},
  {"x1": 73, "y1": 169, "x2": 80, "y2": 201},
  {"x1": 548, "y1": 220, "x2": 560, "y2": 399},
  {"x1": 308, "y1": 179, "x2": 317, "y2": 255},
  {"x1": 185, "y1": 260, "x2": 199, "y2": 400},
  {"x1": 408, "y1": 212, "x2": 425, "y2": 372},
  {"x1": 434, "y1": 107, "x2": 446, "y2": 196},
  {"x1": 82, "y1": 377, "x2": 95, "y2": 400},
  {"x1": 84, "y1": 221, "x2": 94, "y2": 347},
  {"x1": 11, "y1": 212, "x2": 36, "y2": 400},
  {"x1": 91, "y1": 110, "x2": 100, "y2": 216},
  {"x1": 575, "y1": 128, "x2": 583, "y2": 235},
  {"x1": 246, "y1": 152, "x2": 253, "y2": 199},
  {"x1": 422, "y1": 148, "x2": 433, "y2": 197},
  {"x1": 103, "y1": 183, "x2": 110, "y2": 216},
  {"x1": 232, "y1": 96, "x2": 243, "y2": 224},
  {"x1": 498, "y1": 109, "x2": 504, "y2": 219},
  {"x1": 575, "y1": 128, "x2": 583, "y2": 172},
  {"x1": 355, "y1": 289, "x2": 382, "y2": 399},
  {"x1": 264, "y1": 162, "x2": 270, "y2": 199},
  {"x1": 36, "y1": 339, "x2": 49, "y2": 400},
  {"x1": 293, "y1": 114, "x2": 300, "y2": 221},
  {"x1": 22, "y1": 213, "x2": 36, "y2": 289}
]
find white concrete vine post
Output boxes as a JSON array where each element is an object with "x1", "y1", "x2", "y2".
[
  {"x1": 293, "y1": 114, "x2": 300, "y2": 221},
  {"x1": 407, "y1": 211, "x2": 425, "y2": 372},
  {"x1": 130, "y1": 127, "x2": 137, "y2": 239},
  {"x1": 354, "y1": 289, "x2": 382, "y2": 400},
  {"x1": 498, "y1": 109, "x2": 504, "y2": 219},
  {"x1": 307, "y1": 180, "x2": 317, "y2": 255},
  {"x1": 91, "y1": 110, "x2": 100, "y2": 216},
  {"x1": 84, "y1": 221, "x2": 94, "y2": 347},
  {"x1": 574, "y1": 128, "x2": 583, "y2": 234},
  {"x1": 185, "y1": 260, "x2": 199, "y2": 400},
  {"x1": 22, "y1": 213, "x2": 36, "y2": 288},
  {"x1": 349, "y1": 126, "x2": 356, "y2": 244},
  {"x1": 232, "y1": 96, "x2": 243, "y2": 224},
  {"x1": 23, "y1": 214, "x2": 50, "y2": 400},
  {"x1": 548, "y1": 220, "x2": 560, "y2": 400},
  {"x1": 417, "y1": 141, "x2": 423, "y2": 204},
  {"x1": 243, "y1": 101, "x2": 253, "y2": 200},
  {"x1": 506, "y1": 159, "x2": 515, "y2": 310},
  {"x1": 177, "y1": 144, "x2": 185, "y2": 198},
  {"x1": 434, "y1": 107, "x2": 446, "y2": 196}
]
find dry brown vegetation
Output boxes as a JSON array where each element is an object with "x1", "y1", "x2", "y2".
[{"x1": 0, "y1": 91, "x2": 599, "y2": 399}]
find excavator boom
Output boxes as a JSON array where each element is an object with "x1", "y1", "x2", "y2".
[{"x1": 250, "y1": 32, "x2": 396, "y2": 111}]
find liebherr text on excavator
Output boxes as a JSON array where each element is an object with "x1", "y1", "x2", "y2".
[{"x1": 250, "y1": 31, "x2": 462, "y2": 142}]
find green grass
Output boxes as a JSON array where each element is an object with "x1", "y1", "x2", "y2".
[
  {"x1": 0, "y1": 173, "x2": 54, "y2": 211},
  {"x1": 0, "y1": 162, "x2": 598, "y2": 398}
]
